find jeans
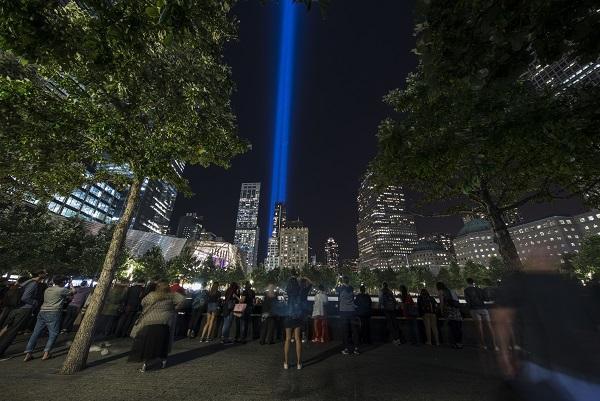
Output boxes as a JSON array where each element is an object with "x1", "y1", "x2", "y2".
[
  {"x1": 115, "y1": 310, "x2": 138, "y2": 337},
  {"x1": 25, "y1": 311, "x2": 62, "y2": 353},
  {"x1": 358, "y1": 315, "x2": 371, "y2": 344},
  {"x1": 384, "y1": 310, "x2": 404, "y2": 342},
  {"x1": 260, "y1": 316, "x2": 276, "y2": 344},
  {"x1": 405, "y1": 318, "x2": 419, "y2": 344},
  {"x1": 188, "y1": 307, "x2": 204, "y2": 334},
  {"x1": 222, "y1": 313, "x2": 234, "y2": 339},
  {"x1": 448, "y1": 320, "x2": 463, "y2": 345},
  {"x1": 235, "y1": 308, "x2": 252, "y2": 340},
  {"x1": 341, "y1": 314, "x2": 359, "y2": 350}
]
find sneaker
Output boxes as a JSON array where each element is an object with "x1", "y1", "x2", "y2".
[
  {"x1": 301, "y1": 339, "x2": 306, "y2": 343},
  {"x1": 311, "y1": 339, "x2": 318, "y2": 343},
  {"x1": 297, "y1": 364, "x2": 302, "y2": 370},
  {"x1": 283, "y1": 363, "x2": 289, "y2": 370},
  {"x1": 494, "y1": 346, "x2": 500, "y2": 352},
  {"x1": 161, "y1": 360, "x2": 167, "y2": 369},
  {"x1": 353, "y1": 349, "x2": 360, "y2": 355},
  {"x1": 341, "y1": 349, "x2": 351, "y2": 355},
  {"x1": 319, "y1": 338, "x2": 325, "y2": 343}
]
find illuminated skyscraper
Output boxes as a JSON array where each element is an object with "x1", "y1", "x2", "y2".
[
  {"x1": 357, "y1": 175, "x2": 418, "y2": 269},
  {"x1": 176, "y1": 212, "x2": 203, "y2": 239},
  {"x1": 233, "y1": 182, "x2": 261, "y2": 270},
  {"x1": 279, "y1": 220, "x2": 309, "y2": 270},
  {"x1": 324, "y1": 237, "x2": 339, "y2": 268},
  {"x1": 130, "y1": 161, "x2": 185, "y2": 235},
  {"x1": 265, "y1": 202, "x2": 287, "y2": 270}
]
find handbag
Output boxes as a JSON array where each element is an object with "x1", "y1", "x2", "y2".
[{"x1": 233, "y1": 303, "x2": 247, "y2": 317}]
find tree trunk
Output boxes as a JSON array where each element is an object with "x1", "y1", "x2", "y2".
[
  {"x1": 480, "y1": 188, "x2": 523, "y2": 271},
  {"x1": 59, "y1": 177, "x2": 141, "y2": 374}
]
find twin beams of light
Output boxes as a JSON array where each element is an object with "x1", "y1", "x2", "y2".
[{"x1": 268, "y1": 1, "x2": 299, "y2": 237}]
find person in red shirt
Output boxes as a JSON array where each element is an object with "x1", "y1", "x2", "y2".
[{"x1": 169, "y1": 279, "x2": 185, "y2": 295}]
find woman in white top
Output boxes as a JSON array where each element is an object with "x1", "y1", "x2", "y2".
[{"x1": 311, "y1": 285, "x2": 329, "y2": 343}]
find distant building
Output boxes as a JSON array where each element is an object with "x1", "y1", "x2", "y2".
[
  {"x1": 408, "y1": 241, "x2": 452, "y2": 274},
  {"x1": 189, "y1": 240, "x2": 243, "y2": 269},
  {"x1": 418, "y1": 233, "x2": 455, "y2": 258},
  {"x1": 176, "y1": 212, "x2": 203, "y2": 239},
  {"x1": 324, "y1": 237, "x2": 339, "y2": 268},
  {"x1": 454, "y1": 215, "x2": 585, "y2": 267},
  {"x1": 575, "y1": 210, "x2": 600, "y2": 238},
  {"x1": 125, "y1": 229, "x2": 188, "y2": 261},
  {"x1": 130, "y1": 162, "x2": 185, "y2": 235},
  {"x1": 357, "y1": 175, "x2": 418, "y2": 269},
  {"x1": 265, "y1": 202, "x2": 287, "y2": 270},
  {"x1": 527, "y1": 55, "x2": 600, "y2": 91},
  {"x1": 47, "y1": 181, "x2": 125, "y2": 224},
  {"x1": 233, "y1": 183, "x2": 261, "y2": 271},
  {"x1": 279, "y1": 220, "x2": 309, "y2": 270},
  {"x1": 461, "y1": 208, "x2": 523, "y2": 227}
]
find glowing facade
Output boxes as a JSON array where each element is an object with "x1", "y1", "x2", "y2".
[
  {"x1": 357, "y1": 175, "x2": 418, "y2": 269},
  {"x1": 233, "y1": 182, "x2": 261, "y2": 271},
  {"x1": 324, "y1": 237, "x2": 339, "y2": 268},
  {"x1": 265, "y1": 202, "x2": 287, "y2": 270}
]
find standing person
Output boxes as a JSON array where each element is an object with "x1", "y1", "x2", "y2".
[
  {"x1": 169, "y1": 279, "x2": 185, "y2": 295},
  {"x1": 355, "y1": 285, "x2": 372, "y2": 345},
  {"x1": 0, "y1": 271, "x2": 46, "y2": 357},
  {"x1": 23, "y1": 276, "x2": 71, "y2": 361},
  {"x1": 115, "y1": 279, "x2": 145, "y2": 337},
  {"x1": 283, "y1": 277, "x2": 303, "y2": 370},
  {"x1": 260, "y1": 284, "x2": 277, "y2": 345},
  {"x1": 299, "y1": 277, "x2": 313, "y2": 343},
  {"x1": 187, "y1": 283, "x2": 208, "y2": 339},
  {"x1": 337, "y1": 276, "x2": 360, "y2": 355},
  {"x1": 311, "y1": 284, "x2": 329, "y2": 343},
  {"x1": 464, "y1": 278, "x2": 498, "y2": 351},
  {"x1": 400, "y1": 285, "x2": 419, "y2": 345},
  {"x1": 220, "y1": 282, "x2": 239, "y2": 344},
  {"x1": 97, "y1": 281, "x2": 127, "y2": 339},
  {"x1": 128, "y1": 280, "x2": 186, "y2": 372},
  {"x1": 61, "y1": 280, "x2": 91, "y2": 333},
  {"x1": 437, "y1": 281, "x2": 463, "y2": 349},
  {"x1": 417, "y1": 288, "x2": 440, "y2": 346},
  {"x1": 234, "y1": 281, "x2": 255, "y2": 343},
  {"x1": 0, "y1": 277, "x2": 27, "y2": 329},
  {"x1": 199, "y1": 282, "x2": 221, "y2": 342},
  {"x1": 379, "y1": 282, "x2": 404, "y2": 345}
]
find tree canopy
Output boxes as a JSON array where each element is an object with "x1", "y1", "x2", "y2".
[{"x1": 372, "y1": 0, "x2": 600, "y2": 270}]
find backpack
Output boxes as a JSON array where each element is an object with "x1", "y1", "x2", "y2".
[{"x1": 3, "y1": 285, "x2": 24, "y2": 308}]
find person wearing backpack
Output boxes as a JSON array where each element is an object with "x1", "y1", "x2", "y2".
[
  {"x1": 464, "y1": 277, "x2": 498, "y2": 351},
  {"x1": 417, "y1": 288, "x2": 440, "y2": 346},
  {"x1": 437, "y1": 281, "x2": 463, "y2": 349},
  {"x1": 379, "y1": 282, "x2": 404, "y2": 345},
  {"x1": 187, "y1": 283, "x2": 208, "y2": 339}
]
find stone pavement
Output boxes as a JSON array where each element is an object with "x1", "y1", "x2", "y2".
[{"x1": 0, "y1": 334, "x2": 516, "y2": 401}]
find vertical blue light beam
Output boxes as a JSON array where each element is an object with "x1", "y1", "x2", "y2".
[{"x1": 268, "y1": 1, "x2": 298, "y2": 236}]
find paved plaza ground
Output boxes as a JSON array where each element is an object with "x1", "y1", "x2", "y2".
[{"x1": 0, "y1": 334, "x2": 517, "y2": 401}]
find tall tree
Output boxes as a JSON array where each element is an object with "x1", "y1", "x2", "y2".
[
  {"x1": 372, "y1": 1, "x2": 600, "y2": 271},
  {"x1": 1, "y1": 1, "x2": 245, "y2": 373},
  {"x1": 573, "y1": 236, "x2": 600, "y2": 283}
]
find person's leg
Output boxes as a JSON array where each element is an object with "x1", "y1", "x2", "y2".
[
  {"x1": 312, "y1": 317, "x2": 319, "y2": 342},
  {"x1": 409, "y1": 318, "x2": 419, "y2": 344},
  {"x1": 471, "y1": 310, "x2": 485, "y2": 347},
  {"x1": 351, "y1": 318, "x2": 360, "y2": 351},
  {"x1": 343, "y1": 316, "x2": 352, "y2": 351},
  {"x1": 423, "y1": 314, "x2": 432, "y2": 344},
  {"x1": 284, "y1": 327, "x2": 292, "y2": 366},
  {"x1": 430, "y1": 315, "x2": 440, "y2": 345},
  {"x1": 484, "y1": 315, "x2": 498, "y2": 349},
  {"x1": 24, "y1": 313, "x2": 47, "y2": 354},
  {"x1": 294, "y1": 327, "x2": 302, "y2": 367},
  {"x1": 0, "y1": 307, "x2": 11, "y2": 329},
  {"x1": 222, "y1": 314, "x2": 232, "y2": 340},
  {"x1": 42, "y1": 312, "x2": 62, "y2": 355}
]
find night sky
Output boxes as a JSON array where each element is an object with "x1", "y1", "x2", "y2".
[{"x1": 170, "y1": 0, "x2": 586, "y2": 263}]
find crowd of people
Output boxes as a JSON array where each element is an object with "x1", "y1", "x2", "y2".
[{"x1": 0, "y1": 271, "x2": 504, "y2": 372}]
